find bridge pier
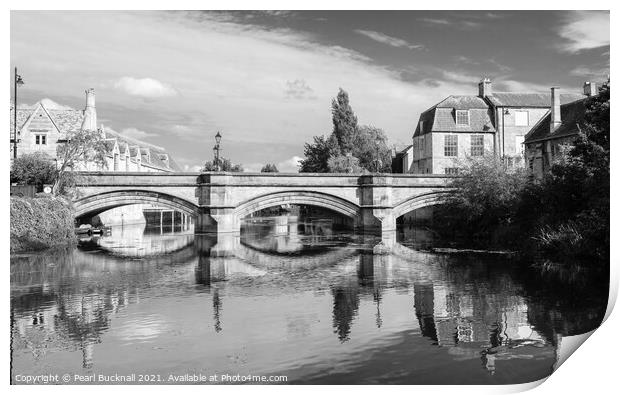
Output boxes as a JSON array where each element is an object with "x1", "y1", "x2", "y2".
[
  {"x1": 195, "y1": 208, "x2": 240, "y2": 235},
  {"x1": 356, "y1": 175, "x2": 396, "y2": 236}
]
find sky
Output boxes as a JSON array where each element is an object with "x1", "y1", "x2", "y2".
[{"x1": 10, "y1": 10, "x2": 610, "y2": 172}]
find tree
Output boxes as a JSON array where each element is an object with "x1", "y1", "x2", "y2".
[
  {"x1": 331, "y1": 88, "x2": 358, "y2": 154},
  {"x1": 10, "y1": 152, "x2": 57, "y2": 189},
  {"x1": 261, "y1": 163, "x2": 279, "y2": 173},
  {"x1": 299, "y1": 134, "x2": 340, "y2": 173},
  {"x1": 529, "y1": 80, "x2": 610, "y2": 264},
  {"x1": 353, "y1": 125, "x2": 393, "y2": 172},
  {"x1": 435, "y1": 155, "x2": 529, "y2": 247},
  {"x1": 327, "y1": 153, "x2": 364, "y2": 173},
  {"x1": 203, "y1": 157, "x2": 244, "y2": 172},
  {"x1": 55, "y1": 128, "x2": 108, "y2": 195}
]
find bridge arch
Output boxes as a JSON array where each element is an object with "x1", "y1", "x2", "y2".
[
  {"x1": 392, "y1": 190, "x2": 453, "y2": 219},
  {"x1": 73, "y1": 190, "x2": 200, "y2": 219},
  {"x1": 233, "y1": 190, "x2": 360, "y2": 220}
]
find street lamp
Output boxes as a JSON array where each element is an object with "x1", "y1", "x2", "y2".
[
  {"x1": 13, "y1": 67, "x2": 24, "y2": 159},
  {"x1": 213, "y1": 131, "x2": 222, "y2": 171}
]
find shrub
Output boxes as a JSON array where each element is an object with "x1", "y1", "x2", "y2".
[
  {"x1": 434, "y1": 155, "x2": 528, "y2": 247},
  {"x1": 10, "y1": 152, "x2": 56, "y2": 189},
  {"x1": 10, "y1": 196, "x2": 76, "y2": 253},
  {"x1": 327, "y1": 154, "x2": 365, "y2": 173}
]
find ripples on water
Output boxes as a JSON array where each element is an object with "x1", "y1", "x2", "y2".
[{"x1": 10, "y1": 218, "x2": 607, "y2": 384}]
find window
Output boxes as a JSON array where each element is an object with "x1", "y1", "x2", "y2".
[
  {"x1": 515, "y1": 111, "x2": 529, "y2": 126},
  {"x1": 444, "y1": 135, "x2": 458, "y2": 157},
  {"x1": 445, "y1": 167, "x2": 459, "y2": 175},
  {"x1": 456, "y1": 110, "x2": 469, "y2": 126},
  {"x1": 470, "y1": 135, "x2": 484, "y2": 156},
  {"x1": 35, "y1": 134, "x2": 47, "y2": 145},
  {"x1": 419, "y1": 120, "x2": 424, "y2": 132}
]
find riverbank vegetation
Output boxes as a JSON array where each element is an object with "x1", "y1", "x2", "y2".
[
  {"x1": 10, "y1": 195, "x2": 77, "y2": 253},
  {"x1": 435, "y1": 81, "x2": 609, "y2": 269}
]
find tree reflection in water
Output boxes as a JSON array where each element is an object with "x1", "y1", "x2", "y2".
[{"x1": 10, "y1": 217, "x2": 608, "y2": 384}]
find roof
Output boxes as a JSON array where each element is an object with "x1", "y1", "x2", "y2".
[
  {"x1": 414, "y1": 96, "x2": 496, "y2": 137},
  {"x1": 436, "y1": 95, "x2": 489, "y2": 109},
  {"x1": 10, "y1": 98, "x2": 181, "y2": 172},
  {"x1": 524, "y1": 97, "x2": 590, "y2": 144},
  {"x1": 413, "y1": 89, "x2": 586, "y2": 138},
  {"x1": 10, "y1": 100, "x2": 83, "y2": 136},
  {"x1": 104, "y1": 128, "x2": 181, "y2": 172},
  {"x1": 486, "y1": 92, "x2": 586, "y2": 107}
]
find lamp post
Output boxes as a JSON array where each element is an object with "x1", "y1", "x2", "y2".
[
  {"x1": 213, "y1": 131, "x2": 222, "y2": 171},
  {"x1": 13, "y1": 67, "x2": 24, "y2": 159}
]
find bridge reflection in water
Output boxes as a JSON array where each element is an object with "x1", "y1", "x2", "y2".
[{"x1": 10, "y1": 217, "x2": 607, "y2": 385}]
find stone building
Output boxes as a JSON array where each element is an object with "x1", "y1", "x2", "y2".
[
  {"x1": 523, "y1": 82, "x2": 598, "y2": 179},
  {"x1": 10, "y1": 88, "x2": 182, "y2": 226},
  {"x1": 9, "y1": 88, "x2": 180, "y2": 173},
  {"x1": 406, "y1": 79, "x2": 586, "y2": 174}
]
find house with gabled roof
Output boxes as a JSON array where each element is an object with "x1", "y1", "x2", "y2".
[
  {"x1": 408, "y1": 79, "x2": 587, "y2": 174},
  {"x1": 10, "y1": 89, "x2": 181, "y2": 173},
  {"x1": 523, "y1": 82, "x2": 598, "y2": 178}
]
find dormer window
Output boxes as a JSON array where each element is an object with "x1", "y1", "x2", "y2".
[{"x1": 456, "y1": 110, "x2": 469, "y2": 126}]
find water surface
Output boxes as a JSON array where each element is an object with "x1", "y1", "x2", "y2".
[{"x1": 10, "y1": 219, "x2": 607, "y2": 384}]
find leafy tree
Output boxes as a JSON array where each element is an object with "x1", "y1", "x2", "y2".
[
  {"x1": 528, "y1": 80, "x2": 610, "y2": 264},
  {"x1": 203, "y1": 157, "x2": 244, "y2": 172},
  {"x1": 327, "y1": 154, "x2": 364, "y2": 173},
  {"x1": 260, "y1": 163, "x2": 279, "y2": 173},
  {"x1": 332, "y1": 88, "x2": 358, "y2": 154},
  {"x1": 353, "y1": 125, "x2": 393, "y2": 172},
  {"x1": 55, "y1": 128, "x2": 108, "y2": 195},
  {"x1": 435, "y1": 155, "x2": 529, "y2": 247},
  {"x1": 10, "y1": 152, "x2": 57, "y2": 189},
  {"x1": 299, "y1": 134, "x2": 340, "y2": 173}
]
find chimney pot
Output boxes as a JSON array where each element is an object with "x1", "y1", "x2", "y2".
[
  {"x1": 550, "y1": 87, "x2": 561, "y2": 133},
  {"x1": 478, "y1": 78, "x2": 492, "y2": 97},
  {"x1": 583, "y1": 81, "x2": 597, "y2": 96},
  {"x1": 80, "y1": 88, "x2": 98, "y2": 131}
]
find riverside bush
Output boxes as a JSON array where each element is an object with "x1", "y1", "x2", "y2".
[{"x1": 10, "y1": 196, "x2": 76, "y2": 253}]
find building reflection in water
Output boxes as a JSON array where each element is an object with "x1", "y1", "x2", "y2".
[{"x1": 10, "y1": 214, "x2": 607, "y2": 382}]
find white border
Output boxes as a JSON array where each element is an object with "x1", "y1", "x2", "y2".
[{"x1": 2, "y1": 2, "x2": 616, "y2": 394}]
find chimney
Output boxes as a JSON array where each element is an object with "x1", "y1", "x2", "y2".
[
  {"x1": 583, "y1": 81, "x2": 597, "y2": 96},
  {"x1": 478, "y1": 78, "x2": 492, "y2": 97},
  {"x1": 80, "y1": 88, "x2": 98, "y2": 131},
  {"x1": 551, "y1": 87, "x2": 561, "y2": 132}
]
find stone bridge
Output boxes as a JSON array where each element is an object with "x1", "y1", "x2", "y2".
[{"x1": 72, "y1": 172, "x2": 452, "y2": 236}]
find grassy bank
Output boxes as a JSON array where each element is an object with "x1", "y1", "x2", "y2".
[{"x1": 10, "y1": 196, "x2": 76, "y2": 253}]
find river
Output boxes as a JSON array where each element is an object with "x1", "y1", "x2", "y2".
[{"x1": 10, "y1": 216, "x2": 607, "y2": 385}]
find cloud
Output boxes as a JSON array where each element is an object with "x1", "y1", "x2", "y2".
[
  {"x1": 419, "y1": 18, "x2": 450, "y2": 25},
  {"x1": 277, "y1": 156, "x2": 303, "y2": 173},
  {"x1": 284, "y1": 79, "x2": 315, "y2": 100},
  {"x1": 354, "y1": 29, "x2": 424, "y2": 50},
  {"x1": 418, "y1": 18, "x2": 480, "y2": 30},
  {"x1": 493, "y1": 80, "x2": 549, "y2": 93},
  {"x1": 121, "y1": 127, "x2": 158, "y2": 140},
  {"x1": 113, "y1": 77, "x2": 177, "y2": 98},
  {"x1": 570, "y1": 65, "x2": 610, "y2": 79},
  {"x1": 557, "y1": 11, "x2": 610, "y2": 53}
]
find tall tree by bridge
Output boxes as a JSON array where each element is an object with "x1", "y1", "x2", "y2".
[
  {"x1": 300, "y1": 89, "x2": 391, "y2": 173},
  {"x1": 331, "y1": 88, "x2": 358, "y2": 154}
]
